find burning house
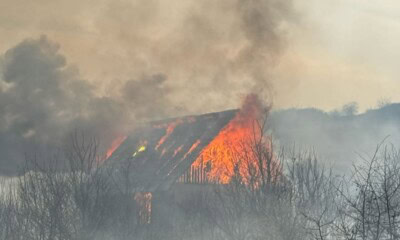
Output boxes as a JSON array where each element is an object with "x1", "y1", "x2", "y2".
[{"x1": 105, "y1": 95, "x2": 268, "y2": 224}]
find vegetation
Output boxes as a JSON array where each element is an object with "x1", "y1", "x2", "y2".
[{"x1": 0, "y1": 126, "x2": 399, "y2": 240}]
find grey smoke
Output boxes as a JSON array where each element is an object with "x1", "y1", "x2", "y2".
[
  {"x1": 1, "y1": 35, "x2": 399, "y2": 175},
  {"x1": 0, "y1": 36, "x2": 173, "y2": 174},
  {"x1": 269, "y1": 103, "x2": 400, "y2": 173},
  {"x1": 122, "y1": 73, "x2": 175, "y2": 119},
  {"x1": 0, "y1": 0, "x2": 296, "y2": 174},
  {"x1": 93, "y1": 0, "x2": 295, "y2": 112}
]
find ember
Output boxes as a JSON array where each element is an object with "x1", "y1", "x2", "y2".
[{"x1": 133, "y1": 141, "x2": 147, "y2": 157}]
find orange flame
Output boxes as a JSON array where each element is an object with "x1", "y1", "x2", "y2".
[
  {"x1": 173, "y1": 145, "x2": 184, "y2": 157},
  {"x1": 193, "y1": 94, "x2": 269, "y2": 184},
  {"x1": 183, "y1": 140, "x2": 201, "y2": 159},
  {"x1": 155, "y1": 119, "x2": 183, "y2": 150},
  {"x1": 104, "y1": 94, "x2": 274, "y2": 186},
  {"x1": 106, "y1": 136, "x2": 127, "y2": 159}
]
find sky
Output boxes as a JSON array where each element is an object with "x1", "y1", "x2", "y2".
[
  {"x1": 1, "y1": 0, "x2": 399, "y2": 112},
  {"x1": 277, "y1": 0, "x2": 400, "y2": 111},
  {"x1": 0, "y1": 0, "x2": 400, "y2": 174}
]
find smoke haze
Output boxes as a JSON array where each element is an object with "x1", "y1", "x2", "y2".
[
  {"x1": 1, "y1": 0, "x2": 399, "y2": 174},
  {"x1": 0, "y1": 0, "x2": 295, "y2": 174},
  {"x1": 270, "y1": 103, "x2": 400, "y2": 173}
]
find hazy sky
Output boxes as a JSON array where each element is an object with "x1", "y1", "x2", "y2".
[
  {"x1": 279, "y1": 0, "x2": 400, "y2": 111},
  {"x1": 1, "y1": 0, "x2": 399, "y2": 112}
]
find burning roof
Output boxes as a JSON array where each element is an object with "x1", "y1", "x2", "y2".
[
  {"x1": 106, "y1": 94, "x2": 268, "y2": 192},
  {"x1": 106, "y1": 109, "x2": 238, "y2": 191}
]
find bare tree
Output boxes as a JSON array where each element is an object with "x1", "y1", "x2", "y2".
[
  {"x1": 287, "y1": 149, "x2": 338, "y2": 240},
  {"x1": 6, "y1": 131, "x2": 119, "y2": 240},
  {"x1": 204, "y1": 113, "x2": 306, "y2": 240},
  {"x1": 335, "y1": 140, "x2": 400, "y2": 240},
  {"x1": 202, "y1": 111, "x2": 344, "y2": 240},
  {"x1": 0, "y1": 177, "x2": 21, "y2": 240}
]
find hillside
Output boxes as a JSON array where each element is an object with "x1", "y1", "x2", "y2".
[{"x1": 270, "y1": 104, "x2": 400, "y2": 173}]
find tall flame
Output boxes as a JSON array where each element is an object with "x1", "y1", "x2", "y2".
[
  {"x1": 104, "y1": 94, "x2": 274, "y2": 185},
  {"x1": 193, "y1": 94, "x2": 268, "y2": 184}
]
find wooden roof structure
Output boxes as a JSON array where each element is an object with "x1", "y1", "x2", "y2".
[{"x1": 106, "y1": 109, "x2": 238, "y2": 192}]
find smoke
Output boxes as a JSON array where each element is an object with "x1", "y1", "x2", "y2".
[
  {"x1": 121, "y1": 73, "x2": 176, "y2": 119},
  {"x1": 0, "y1": 0, "x2": 295, "y2": 174},
  {"x1": 0, "y1": 36, "x2": 174, "y2": 174},
  {"x1": 269, "y1": 103, "x2": 400, "y2": 173},
  {"x1": 95, "y1": 0, "x2": 295, "y2": 112}
]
